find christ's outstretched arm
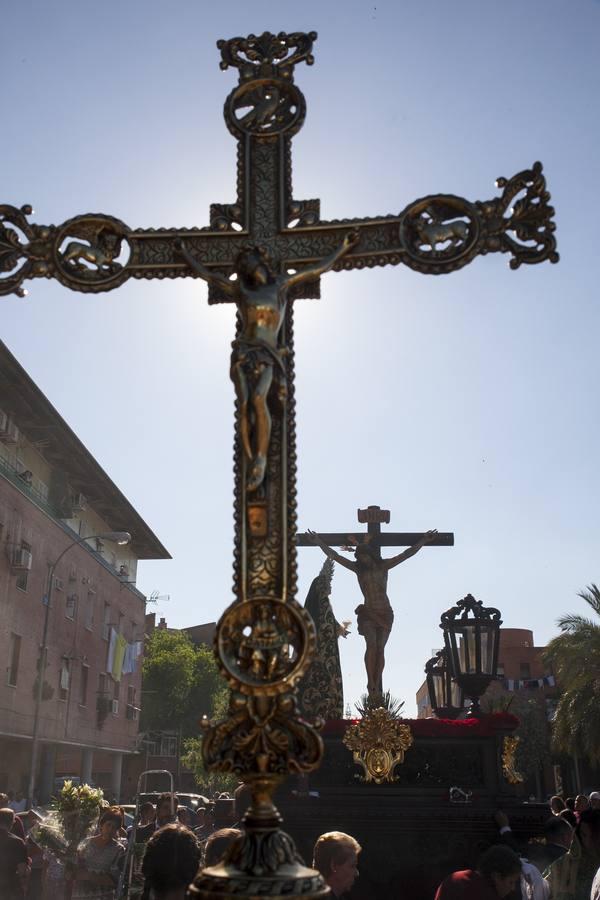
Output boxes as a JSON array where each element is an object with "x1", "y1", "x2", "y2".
[
  {"x1": 307, "y1": 529, "x2": 358, "y2": 572},
  {"x1": 385, "y1": 529, "x2": 438, "y2": 570},
  {"x1": 284, "y1": 230, "x2": 360, "y2": 289},
  {"x1": 175, "y1": 239, "x2": 238, "y2": 297}
]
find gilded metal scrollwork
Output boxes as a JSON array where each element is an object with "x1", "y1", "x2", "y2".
[
  {"x1": 502, "y1": 735, "x2": 524, "y2": 785},
  {"x1": 343, "y1": 708, "x2": 414, "y2": 784}
]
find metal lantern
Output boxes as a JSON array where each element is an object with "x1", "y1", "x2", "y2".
[
  {"x1": 440, "y1": 593, "x2": 502, "y2": 717},
  {"x1": 425, "y1": 649, "x2": 464, "y2": 719}
]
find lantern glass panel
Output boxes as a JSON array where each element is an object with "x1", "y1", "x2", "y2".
[
  {"x1": 433, "y1": 672, "x2": 445, "y2": 708},
  {"x1": 459, "y1": 625, "x2": 478, "y2": 674},
  {"x1": 480, "y1": 624, "x2": 497, "y2": 675},
  {"x1": 450, "y1": 679, "x2": 462, "y2": 708}
]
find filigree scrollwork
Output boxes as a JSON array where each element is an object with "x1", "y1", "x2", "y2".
[
  {"x1": 55, "y1": 214, "x2": 130, "y2": 289},
  {"x1": 0, "y1": 204, "x2": 55, "y2": 297},
  {"x1": 202, "y1": 690, "x2": 323, "y2": 777},
  {"x1": 215, "y1": 596, "x2": 316, "y2": 694},
  {"x1": 481, "y1": 161, "x2": 559, "y2": 269},
  {"x1": 287, "y1": 198, "x2": 320, "y2": 228},
  {"x1": 399, "y1": 162, "x2": 558, "y2": 275},
  {"x1": 210, "y1": 202, "x2": 244, "y2": 232},
  {"x1": 217, "y1": 31, "x2": 317, "y2": 77},
  {"x1": 225, "y1": 78, "x2": 306, "y2": 139},
  {"x1": 343, "y1": 708, "x2": 414, "y2": 783}
]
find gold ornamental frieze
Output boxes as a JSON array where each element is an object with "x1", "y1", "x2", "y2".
[{"x1": 343, "y1": 708, "x2": 414, "y2": 784}]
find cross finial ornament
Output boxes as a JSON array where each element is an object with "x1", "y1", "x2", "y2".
[{"x1": 0, "y1": 31, "x2": 558, "y2": 899}]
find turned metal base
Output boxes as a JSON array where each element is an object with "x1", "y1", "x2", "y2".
[{"x1": 188, "y1": 829, "x2": 330, "y2": 899}]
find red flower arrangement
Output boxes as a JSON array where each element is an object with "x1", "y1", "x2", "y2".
[{"x1": 321, "y1": 712, "x2": 519, "y2": 739}]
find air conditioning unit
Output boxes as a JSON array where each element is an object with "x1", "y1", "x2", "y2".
[
  {"x1": 12, "y1": 548, "x2": 32, "y2": 570},
  {"x1": 1, "y1": 421, "x2": 20, "y2": 444},
  {"x1": 0, "y1": 410, "x2": 8, "y2": 434},
  {"x1": 126, "y1": 704, "x2": 140, "y2": 721},
  {"x1": 71, "y1": 493, "x2": 87, "y2": 512},
  {"x1": 111, "y1": 700, "x2": 119, "y2": 715}
]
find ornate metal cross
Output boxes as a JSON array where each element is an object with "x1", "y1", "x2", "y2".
[{"x1": 0, "y1": 31, "x2": 558, "y2": 899}]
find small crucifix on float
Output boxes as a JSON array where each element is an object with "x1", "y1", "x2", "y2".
[{"x1": 298, "y1": 505, "x2": 453, "y2": 698}]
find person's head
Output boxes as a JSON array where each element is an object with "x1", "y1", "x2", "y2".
[
  {"x1": 543, "y1": 815, "x2": 573, "y2": 849},
  {"x1": 0, "y1": 808, "x2": 15, "y2": 831},
  {"x1": 577, "y1": 809, "x2": 600, "y2": 855},
  {"x1": 575, "y1": 794, "x2": 590, "y2": 813},
  {"x1": 559, "y1": 808, "x2": 577, "y2": 828},
  {"x1": 142, "y1": 823, "x2": 201, "y2": 899},
  {"x1": 0, "y1": 794, "x2": 8, "y2": 807},
  {"x1": 477, "y1": 845, "x2": 522, "y2": 898},
  {"x1": 565, "y1": 796, "x2": 575, "y2": 810},
  {"x1": 236, "y1": 245, "x2": 273, "y2": 288},
  {"x1": 589, "y1": 792, "x2": 600, "y2": 810},
  {"x1": 550, "y1": 795, "x2": 566, "y2": 815},
  {"x1": 139, "y1": 801, "x2": 155, "y2": 824},
  {"x1": 203, "y1": 828, "x2": 242, "y2": 867},
  {"x1": 177, "y1": 806, "x2": 191, "y2": 828},
  {"x1": 313, "y1": 831, "x2": 361, "y2": 897},
  {"x1": 157, "y1": 792, "x2": 178, "y2": 823},
  {"x1": 98, "y1": 807, "x2": 122, "y2": 841},
  {"x1": 195, "y1": 807, "x2": 206, "y2": 827}
]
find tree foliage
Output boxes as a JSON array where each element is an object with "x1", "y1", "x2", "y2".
[
  {"x1": 543, "y1": 583, "x2": 600, "y2": 764},
  {"x1": 180, "y1": 687, "x2": 238, "y2": 794},
  {"x1": 140, "y1": 629, "x2": 223, "y2": 737}
]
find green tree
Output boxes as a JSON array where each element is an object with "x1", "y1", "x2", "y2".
[
  {"x1": 180, "y1": 686, "x2": 238, "y2": 794},
  {"x1": 543, "y1": 583, "x2": 600, "y2": 764},
  {"x1": 140, "y1": 629, "x2": 223, "y2": 738}
]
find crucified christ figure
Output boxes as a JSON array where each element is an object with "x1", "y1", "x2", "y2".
[
  {"x1": 308, "y1": 529, "x2": 437, "y2": 697},
  {"x1": 176, "y1": 232, "x2": 358, "y2": 491}
]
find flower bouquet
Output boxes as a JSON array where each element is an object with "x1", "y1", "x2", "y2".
[{"x1": 34, "y1": 781, "x2": 105, "y2": 899}]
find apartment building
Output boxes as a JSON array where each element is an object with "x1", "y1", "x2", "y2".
[{"x1": 0, "y1": 341, "x2": 169, "y2": 801}]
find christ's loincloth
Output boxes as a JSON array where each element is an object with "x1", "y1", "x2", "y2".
[{"x1": 355, "y1": 603, "x2": 394, "y2": 636}]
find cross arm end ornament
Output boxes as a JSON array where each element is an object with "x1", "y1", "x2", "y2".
[{"x1": 282, "y1": 161, "x2": 558, "y2": 289}]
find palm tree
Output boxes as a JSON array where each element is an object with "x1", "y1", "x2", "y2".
[{"x1": 543, "y1": 584, "x2": 600, "y2": 763}]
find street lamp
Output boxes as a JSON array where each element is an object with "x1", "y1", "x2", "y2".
[
  {"x1": 27, "y1": 531, "x2": 131, "y2": 807},
  {"x1": 425, "y1": 648, "x2": 464, "y2": 719},
  {"x1": 439, "y1": 593, "x2": 502, "y2": 718}
]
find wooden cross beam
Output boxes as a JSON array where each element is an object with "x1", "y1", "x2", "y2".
[{"x1": 297, "y1": 505, "x2": 454, "y2": 549}]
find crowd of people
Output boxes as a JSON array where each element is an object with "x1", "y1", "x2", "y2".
[{"x1": 3, "y1": 787, "x2": 600, "y2": 898}]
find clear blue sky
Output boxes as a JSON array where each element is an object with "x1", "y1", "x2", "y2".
[{"x1": 3, "y1": 1, "x2": 599, "y2": 714}]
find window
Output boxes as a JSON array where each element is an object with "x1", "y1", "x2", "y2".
[
  {"x1": 66, "y1": 593, "x2": 78, "y2": 620},
  {"x1": 59, "y1": 658, "x2": 71, "y2": 701},
  {"x1": 7, "y1": 633, "x2": 21, "y2": 686},
  {"x1": 85, "y1": 591, "x2": 95, "y2": 630},
  {"x1": 16, "y1": 571, "x2": 28, "y2": 591},
  {"x1": 112, "y1": 678, "x2": 120, "y2": 702},
  {"x1": 79, "y1": 665, "x2": 89, "y2": 706},
  {"x1": 159, "y1": 735, "x2": 178, "y2": 757},
  {"x1": 98, "y1": 672, "x2": 107, "y2": 696},
  {"x1": 520, "y1": 662, "x2": 531, "y2": 680},
  {"x1": 127, "y1": 684, "x2": 136, "y2": 705}
]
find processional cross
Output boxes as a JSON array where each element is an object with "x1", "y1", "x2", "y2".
[{"x1": 1, "y1": 31, "x2": 558, "y2": 899}]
